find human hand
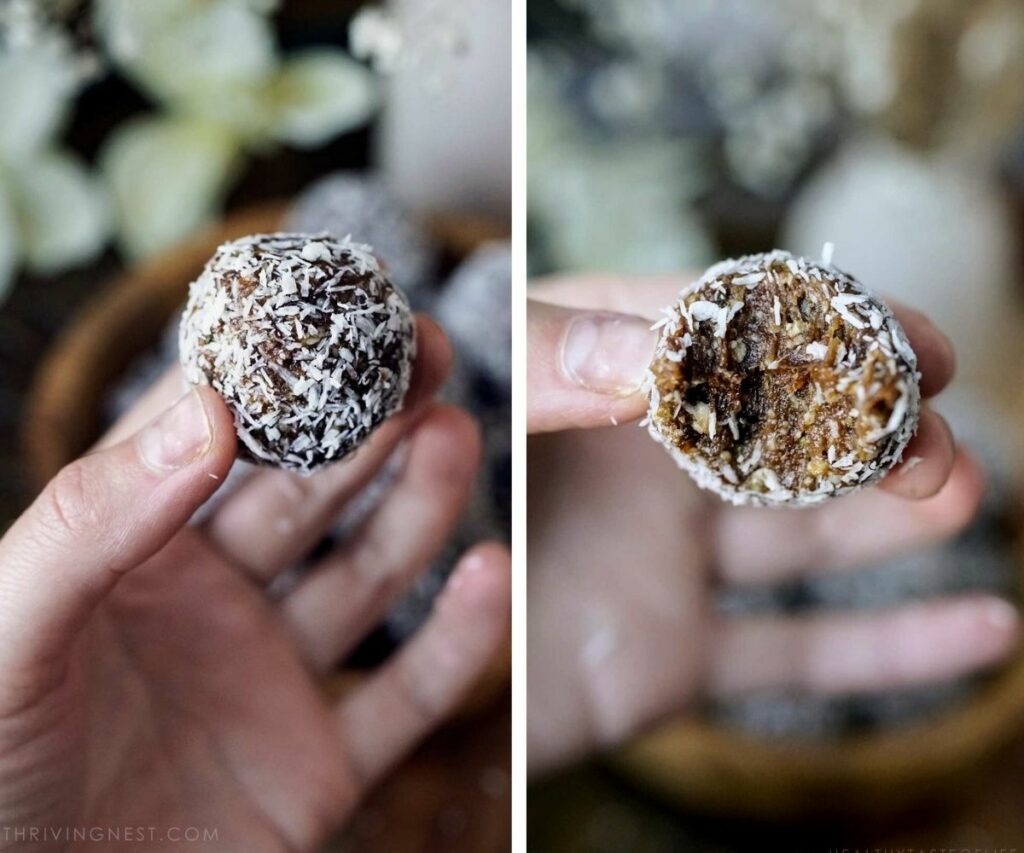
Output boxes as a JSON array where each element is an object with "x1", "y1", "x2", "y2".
[
  {"x1": 0, "y1": 316, "x2": 510, "y2": 851},
  {"x1": 527, "y1": 276, "x2": 1018, "y2": 774}
]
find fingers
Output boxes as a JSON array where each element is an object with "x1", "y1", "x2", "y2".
[
  {"x1": 203, "y1": 316, "x2": 451, "y2": 581},
  {"x1": 280, "y1": 405, "x2": 480, "y2": 671},
  {"x1": 708, "y1": 596, "x2": 1019, "y2": 697},
  {"x1": 527, "y1": 299, "x2": 656, "y2": 433},
  {"x1": 886, "y1": 300, "x2": 955, "y2": 397},
  {"x1": 0, "y1": 388, "x2": 236, "y2": 682},
  {"x1": 715, "y1": 449, "x2": 984, "y2": 585},
  {"x1": 878, "y1": 407, "x2": 955, "y2": 499},
  {"x1": 336, "y1": 544, "x2": 510, "y2": 790}
]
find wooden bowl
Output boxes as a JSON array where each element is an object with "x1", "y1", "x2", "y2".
[
  {"x1": 613, "y1": 540, "x2": 1024, "y2": 821},
  {"x1": 22, "y1": 201, "x2": 510, "y2": 713}
]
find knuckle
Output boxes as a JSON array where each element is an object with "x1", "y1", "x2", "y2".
[
  {"x1": 394, "y1": 662, "x2": 441, "y2": 726},
  {"x1": 40, "y1": 460, "x2": 106, "y2": 540},
  {"x1": 353, "y1": 534, "x2": 392, "y2": 582}
]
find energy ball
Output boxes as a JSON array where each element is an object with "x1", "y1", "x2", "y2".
[
  {"x1": 644, "y1": 250, "x2": 920, "y2": 506},
  {"x1": 180, "y1": 233, "x2": 416, "y2": 475},
  {"x1": 436, "y1": 241, "x2": 512, "y2": 385}
]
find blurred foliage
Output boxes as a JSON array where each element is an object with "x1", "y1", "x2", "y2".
[
  {"x1": 96, "y1": 0, "x2": 377, "y2": 259},
  {"x1": 527, "y1": 0, "x2": 1024, "y2": 277},
  {"x1": 0, "y1": 0, "x2": 377, "y2": 300},
  {"x1": 0, "y1": 0, "x2": 110, "y2": 300}
]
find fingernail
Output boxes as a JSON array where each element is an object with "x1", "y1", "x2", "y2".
[
  {"x1": 443, "y1": 552, "x2": 492, "y2": 606},
  {"x1": 461, "y1": 551, "x2": 488, "y2": 574},
  {"x1": 445, "y1": 555, "x2": 483, "y2": 595},
  {"x1": 138, "y1": 390, "x2": 212, "y2": 471},
  {"x1": 559, "y1": 311, "x2": 657, "y2": 395},
  {"x1": 982, "y1": 599, "x2": 1019, "y2": 631}
]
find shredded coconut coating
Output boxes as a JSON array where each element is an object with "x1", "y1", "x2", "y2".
[
  {"x1": 179, "y1": 233, "x2": 415, "y2": 475},
  {"x1": 643, "y1": 250, "x2": 920, "y2": 507}
]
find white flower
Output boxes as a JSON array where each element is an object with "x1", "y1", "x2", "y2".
[
  {"x1": 100, "y1": 116, "x2": 242, "y2": 260},
  {"x1": 0, "y1": 34, "x2": 77, "y2": 165},
  {"x1": 0, "y1": 4, "x2": 110, "y2": 301},
  {"x1": 265, "y1": 50, "x2": 377, "y2": 148},
  {"x1": 350, "y1": 7, "x2": 403, "y2": 73},
  {"x1": 11, "y1": 149, "x2": 112, "y2": 274},
  {"x1": 96, "y1": 0, "x2": 278, "y2": 105},
  {"x1": 95, "y1": 0, "x2": 378, "y2": 256}
]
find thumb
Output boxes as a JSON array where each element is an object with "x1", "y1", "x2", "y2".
[
  {"x1": 527, "y1": 299, "x2": 657, "y2": 433},
  {"x1": 0, "y1": 387, "x2": 235, "y2": 679}
]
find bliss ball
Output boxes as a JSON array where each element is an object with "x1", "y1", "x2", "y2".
[
  {"x1": 285, "y1": 172, "x2": 439, "y2": 305},
  {"x1": 644, "y1": 250, "x2": 920, "y2": 507},
  {"x1": 436, "y1": 241, "x2": 512, "y2": 385},
  {"x1": 179, "y1": 233, "x2": 416, "y2": 475}
]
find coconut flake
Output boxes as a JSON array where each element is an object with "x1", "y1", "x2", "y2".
[{"x1": 830, "y1": 294, "x2": 867, "y2": 329}]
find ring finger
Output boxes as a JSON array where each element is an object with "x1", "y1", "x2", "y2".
[
  {"x1": 280, "y1": 404, "x2": 481, "y2": 672},
  {"x1": 708, "y1": 595, "x2": 1019, "y2": 697}
]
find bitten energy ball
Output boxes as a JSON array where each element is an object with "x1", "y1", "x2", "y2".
[
  {"x1": 180, "y1": 233, "x2": 415, "y2": 474},
  {"x1": 644, "y1": 249, "x2": 920, "y2": 506}
]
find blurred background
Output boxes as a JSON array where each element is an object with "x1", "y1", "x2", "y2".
[
  {"x1": 0, "y1": 1, "x2": 509, "y2": 851},
  {"x1": 528, "y1": 0, "x2": 1024, "y2": 849}
]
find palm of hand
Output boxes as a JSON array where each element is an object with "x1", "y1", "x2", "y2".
[
  {"x1": 528, "y1": 418, "x2": 994, "y2": 774},
  {"x1": 528, "y1": 425, "x2": 715, "y2": 769},
  {"x1": 9, "y1": 531, "x2": 351, "y2": 853},
  {"x1": 0, "y1": 324, "x2": 510, "y2": 850}
]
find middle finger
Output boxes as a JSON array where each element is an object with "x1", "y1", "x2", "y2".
[{"x1": 204, "y1": 316, "x2": 450, "y2": 581}]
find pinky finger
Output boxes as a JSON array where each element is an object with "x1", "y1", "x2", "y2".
[
  {"x1": 335, "y1": 543, "x2": 511, "y2": 790},
  {"x1": 708, "y1": 596, "x2": 1020, "y2": 698}
]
